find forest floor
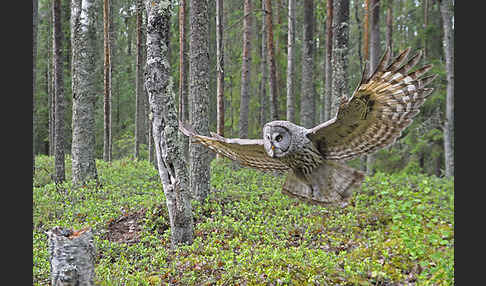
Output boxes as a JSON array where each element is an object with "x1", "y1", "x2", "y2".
[{"x1": 33, "y1": 155, "x2": 454, "y2": 285}]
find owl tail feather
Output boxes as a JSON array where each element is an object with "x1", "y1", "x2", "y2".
[{"x1": 281, "y1": 161, "x2": 364, "y2": 206}]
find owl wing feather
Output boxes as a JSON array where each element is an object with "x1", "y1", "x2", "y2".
[
  {"x1": 179, "y1": 122, "x2": 290, "y2": 172},
  {"x1": 307, "y1": 47, "x2": 436, "y2": 161}
]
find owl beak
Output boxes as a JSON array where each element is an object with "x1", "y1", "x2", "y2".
[{"x1": 271, "y1": 146, "x2": 275, "y2": 150}]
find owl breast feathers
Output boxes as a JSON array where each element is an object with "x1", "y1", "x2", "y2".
[{"x1": 179, "y1": 47, "x2": 436, "y2": 205}]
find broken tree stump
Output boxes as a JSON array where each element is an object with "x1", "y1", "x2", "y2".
[{"x1": 47, "y1": 227, "x2": 96, "y2": 286}]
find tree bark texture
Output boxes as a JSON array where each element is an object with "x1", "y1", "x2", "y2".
[
  {"x1": 189, "y1": 0, "x2": 211, "y2": 202},
  {"x1": 135, "y1": 0, "x2": 146, "y2": 159},
  {"x1": 178, "y1": 0, "x2": 189, "y2": 161},
  {"x1": 366, "y1": 0, "x2": 380, "y2": 176},
  {"x1": 144, "y1": 0, "x2": 194, "y2": 246},
  {"x1": 300, "y1": 0, "x2": 314, "y2": 128},
  {"x1": 71, "y1": 0, "x2": 98, "y2": 186},
  {"x1": 265, "y1": 0, "x2": 279, "y2": 121},
  {"x1": 331, "y1": 0, "x2": 349, "y2": 117},
  {"x1": 103, "y1": 0, "x2": 112, "y2": 162},
  {"x1": 440, "y1": 0, "x2": 454, "y2": 177},
  {"x1": 385, "y1": 0, "x2": 393, "y2": 54},
  {"x1": 286, "y1": 0, "x2": 295, "y2": 123},
  {"x1": 33, "y1": 0, "x2": 38, "y2": 175},
  {"x1": 47, "y1": 227, "x2": 95, "y2": 286},
  {"x1": 53, "y1": 0, "x2": 65, "y2": 184},
  {"x1": 324, "y1": 0, "x2": 333, "y2": 122},
  {"x1": 239, "y1": 0, "x2": 252, "y2": 139},
  {"x1": 259, "y1": 0, "x2": 268, "y2": 127},
  {"x1": 216, "y1": 0, "x2": 225, "y2": 139},
  {"x1": 363, "y1": 0, "x2": 369, "y2": 63}
]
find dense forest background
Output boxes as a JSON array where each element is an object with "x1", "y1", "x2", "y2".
[{"x1": 33, "y1": 0, "x2": 454, "y2": 177}]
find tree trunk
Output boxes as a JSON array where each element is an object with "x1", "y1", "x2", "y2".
[
  {"x1": 424, "y1": 0, "x2": 428, "y2": 61},
  {"x1": 300, "y1": 0, "x2": 314, "y2": 128},
  {"x1": 144, "y1": 0, "x2": 194, "y2": 246},
  {"x1": 266, "y1": 0, "x2": 279, "y2": 121},
  {"x1": 71, "y1": 0, "x2": 98, "y2": 186},
  {"x1": 135, "y1": 0, "x2": 146, "y2": 159},
  {"x1": 47, "y1": 227, "x2": 95, "y2": 286},
  {"x1": 286, "y1": 0, "x2": 295, "y2": 123},
  {"x1": 53, "y1": 0, "x2": 65, "y2": 184},
  {"x1": 103, "y1": 0, "x2": 112, "y2": 162},
  {"x1": 239, "y1": 0, "x2": 252, "y2": 138},
  {"x1": 331, "y1": 0, "x2": 349, "y2": 117},
  {"x1": 324, "y1": 0, "x2": 333, "y2": 122},
  {"x1": 189, "y1": 0, "x2": 211, "y2": 202},
  {"x1": 178, "y1": 0, "x2": 189, "y2": 161},
  {"x1": 440, "y1": 0, "x2": 454, "y2": 177},
  {"x1": 33, "y1": 0, "x2": 38, "y2": 175},
  {"x1": 216, "y1": 0, "x2": 224, "y2": 140},
  {"x1": 363, "y1": 0, "x2": 369, "y2": 64},
  {"x1": 366, "y1": 0, "x2": 380, "y2": 176},
  {"x1": 386, "y1": 0, "x2": 393, "y2": 53},
  {"x1": 48, "y1": 1, "x2": 54, "y2": 157},
  {"x1": 260, "y1": 0, "x2": 268, "y2": 127}
]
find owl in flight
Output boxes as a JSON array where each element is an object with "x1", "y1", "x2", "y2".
[{"x1": 180, "y1": 47, "x2": 436, "y2": 205}]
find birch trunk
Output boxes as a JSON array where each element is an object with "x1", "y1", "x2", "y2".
[
  {"x1": 53, "y1": 0, "x2": 65, "y2": 184},
  {"x1": 239, "y1": 0, "x2": 252, "y2": 138},
  {"x1": 189, "y1": 0, "x2": 211, "y2": 202},
  {"x1": 71, "y1": 0, "x2": 98, "y2": 186},
  {"x1": 300, "y1": 0, "x2": 314, "y2": 128},
  {"x1": 216, "y1": 0, "x2": 224, "y2": 139},
  {"x1": 324, "y1": 0, "x2": 333, "y2": 122},
  {"x1": 135, "y1": 0, "x2": 146, "y2": 159},
  {"x1": 178, "y1": 0, "x2": 189, "y2": 161},
  {"x1": 286, "y1": 0, "x2": 295, "y2": 123},
  {"x1": 47, "y1": 227, "x2": 95, "y2": 286},
  {"x1": 440, "y1": 0, "x2": 454, "y2": 177},
  {"x1": 103, "y1": 0, "x2": 112, "y2": 162},
  {"x1": 144, "y1": 0, "x2": 194, "y2": 246},
  {"x1": 331, "y1": 0, "x2": 349, "y2": 117}
]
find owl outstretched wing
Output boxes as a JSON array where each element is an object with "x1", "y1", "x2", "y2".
[
  {"x1": 307, "y1": 47, "x2": 436, "y2": 161},
  {"x1": 179, "y1": 122, "x2": 290, "y2": 172}
]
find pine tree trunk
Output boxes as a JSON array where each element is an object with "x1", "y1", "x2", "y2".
[
  {"x1": 286, "y1": 0, "x2": 295, "y2": 123},
  {"x1": 71, "y1": 0, "x2": 98, "y2": 186},
  {"x1": 266, "y1": 0, "x2": 279, "y2": 121},
  {"x1": 33, "y1": 0, "x2": 38, "y2": 175},
  {"x1": 239, "y1": 0, "x2": 252, "y2": 138},
  {"x1": 53, "y1": 0, "x2": 65, "y2": 184},
  {"x1": 178, "y1": 0, "x2": 189, "y2": 161},
  {"x1": 216, "y1": 0, "x2": 224, "y2": 140},
  {"x1": 135, "y1": 0, "x2": 146, "y2": 159},
  {"x1": 144, "y1": 0, "x2": 194, "y2": 246},
  {"x1": 189, "y1": 0, "x2": 211, "y2": 202},
  {"x1": 324, "y1": 0, "x2": 333, "y2": 122},
  {"x1": 363, "y1": 0, "x2": 369, "y2": 63},
  {"x1": 301, "y1": 0, "x2": 314, "y2": 128},
  {"x1": 440, "y1": 0, "x2": 454, "y2": 177},
  {"x1": 47, "y1": 227, "x2": 95, "y2": 286},
  {"x1": 331, "y1": 0, "x2": 349, "y2": 117},
  {"x1": 366, "y1": 0, "x2": 380, "y2": 176},
  {"x1": 260, "y1": 0, "x2": 268, "y2": 127},
  {"x1": 103, "y1": 0, "x2": 112, "y2": 162}
]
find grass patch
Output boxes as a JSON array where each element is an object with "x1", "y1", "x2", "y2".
[{"x1": 33, "y1": 155, "x2": 454, "y2": 285}]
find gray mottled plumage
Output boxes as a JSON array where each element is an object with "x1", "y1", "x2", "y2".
[{"x1": 179, "y1": 47, "x2": 436, "y2": 205}]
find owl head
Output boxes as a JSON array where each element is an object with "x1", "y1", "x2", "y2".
[{"x1": 263, "y1": 121, "x2": 297, "y2": 158}]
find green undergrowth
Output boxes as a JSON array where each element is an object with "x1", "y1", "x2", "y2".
[{"x1": 33, "y1": 155, "x2": 454, "y2": 285}]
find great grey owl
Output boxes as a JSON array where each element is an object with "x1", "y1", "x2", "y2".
[{"x1": 179, "y1": 47, "x2": 436, "y2": 205}]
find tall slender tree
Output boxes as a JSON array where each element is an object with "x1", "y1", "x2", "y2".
[
  {"x1": 179, "y1": 0, "x2": 189, "y2": 161},
  {"x1": 239, "y1": 0, "x2": 252, "y2": 138},
  {"x1": 53, "y1": 0, "x2": 65, "y2": 183},
  {"x1": 300, "y1": 0, "x2": 315, "y2": 128},
  {"x1": 144, "y1": 0, "x2": 194, "y2": 246},
  {"x1": 265, "y1": 0, "x2": 279, "y2": 121},
  {"x1": 33, "y1": 0, "x2": 39, "y2": 175},
  {"x1": 440, "y1": 0, "x2": 454, "y2": 177},
  {"x1": 286, "y1": 0, "x2": 296, "y2": 123},
  {"x1": 260, "y1": 0, "x2": 268, "y2": 127},
  {"x1": 71, "y1": 0, "x2": 98, "y2": 185},
  {"x1": 189, "y1": 0, "x2": 211, "y2": 202},
  {"x1": 385, "y1": 0, "x2": 393, "y2": 54},
  {"x1": 216, "y1": 0, "x2": 225, "y2": 140},
  {"x1": 366, "y1": 0, "x2": 380, "y2": 175},
  {"x1": 103, "y1": 0, "x2": 112, "y2": 162},
  {"x1": 134, "y1": 0, "x2": 145, "y2": 159},
  {"x1": 331, "y1": 0, "x2": 349, "y2": 116},
  {"x1": 324, "y1": 0, "x2": 333, "y2": 122}
]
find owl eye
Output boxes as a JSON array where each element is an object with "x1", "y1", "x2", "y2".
[{"x1": 275, "y1": 134, "x2": 283, "y2": 142}]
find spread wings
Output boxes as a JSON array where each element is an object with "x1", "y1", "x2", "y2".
[
  {"x1": 179, "y1": 122, "x2": 290, "y2": 172},
  {"x1": 307, "y1": 47, "x2": 436, "y2": 161}
]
